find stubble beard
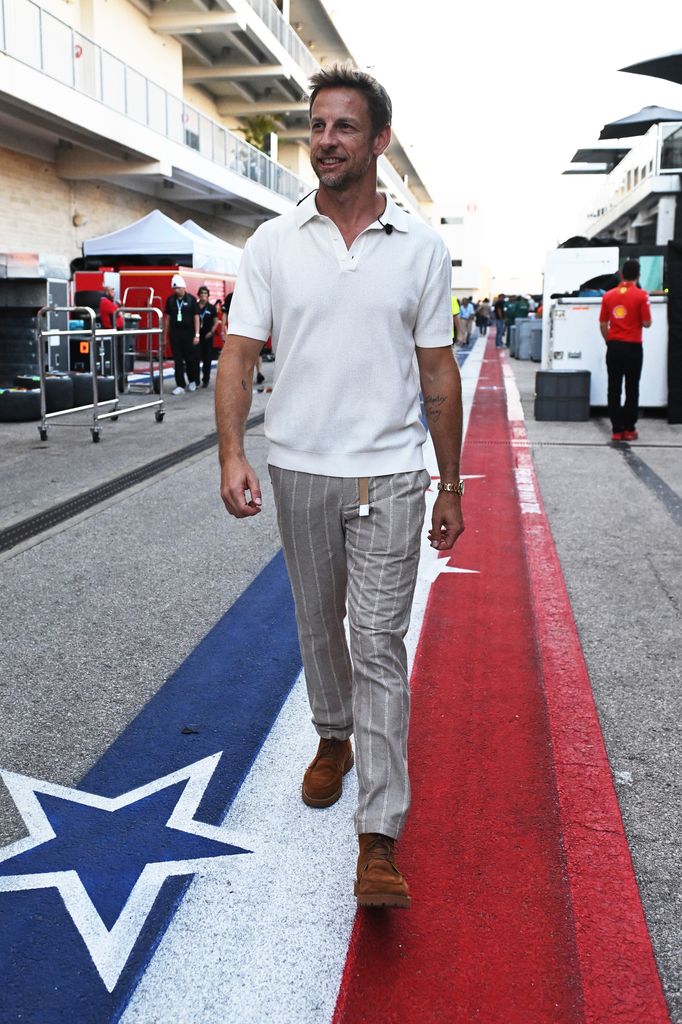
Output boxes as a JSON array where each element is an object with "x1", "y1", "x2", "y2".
[{"x1": 314, "y1": 151, "x2": 373, "y2": 191}]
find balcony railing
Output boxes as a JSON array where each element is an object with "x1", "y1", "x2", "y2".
[
  {"x1": 243, "y1": 0, "x2": 318, "y2": 78},
  {"x1": 0, "y1": 0, "x2": 308, "y2": 204}
]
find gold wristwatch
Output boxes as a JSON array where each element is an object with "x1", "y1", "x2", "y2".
[{"x1": 437, "y1": 480, "x2": 465, "y2": 496}]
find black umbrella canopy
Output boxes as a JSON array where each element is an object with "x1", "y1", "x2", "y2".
[
  {"x1": 599, "y1": 104, "x2": 682, "y2": 140},
  {"x1": 620, "y1": 51, "x2": 682, "y2": 87}
]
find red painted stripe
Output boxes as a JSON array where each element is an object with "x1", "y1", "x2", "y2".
[
  {"x1": 502, "y1": 354, "x2": 670, "y2": 1024},
  {"x1": 333, "y1": 340, "x2": 669, "y2": 1024}
]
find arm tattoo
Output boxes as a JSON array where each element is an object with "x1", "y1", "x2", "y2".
[{"x1": 424, "y1": 393, "x2": 447, "y2": 423}]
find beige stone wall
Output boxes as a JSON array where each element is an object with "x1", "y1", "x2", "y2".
[{"x1": 0, "y1": 146, "x2": 251, "y2": 267}]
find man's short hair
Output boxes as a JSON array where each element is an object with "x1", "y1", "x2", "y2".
[
  {"x1": 198, "y1": 285, "x2": 209, "y2": 295},
  {"x1": 622, "y1": 259, "x2": 640, "y2": 281},
  {"x1": 309, "y1": 63, "x2": 392, "y2": 135}
]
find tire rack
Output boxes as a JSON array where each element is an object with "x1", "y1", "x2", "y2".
[{"x1": 36, "y1": 305, "x2": 165, "y2": 443}]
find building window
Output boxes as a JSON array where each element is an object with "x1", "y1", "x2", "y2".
[
  {"x1": 641, "y1": 165, "x2": 646, "y2": 179},
  {"x1": 634, "y1": 167, "x2": 639, "y2": 186},
  {"x1": 649, "y1": 159, "x2": 654, "y2": 174},
  {"x1": 441, "y1": 217, "x2": 464, "y2": 225},
  {"x1": 626, "y1": 170, "x2": 632, "y2": 191},
  {"x1": 451, "y1": 259, "x2": 463, "y2": 267}
]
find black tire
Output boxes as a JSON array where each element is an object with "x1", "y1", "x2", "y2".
[
  {"x1": 39, "y1": 428, "x2": 48, "y2": 442},
  {"x1": 45, "y1": 376, "x2": 74, "y2": 413},
  {"x1": 91, "y1": 428, "x2": 101, "y2": 443},
  {"x1": 0, "y1": 335, "x2": 39, "y2": 386},
  {"x1": 155, "y1": 410, "x2": 165, "y2": 422},
  {"x1": 69, "y1": 373, "x2": 116, "y2": 406},
  {"x1": 0, "y1": 389, "x2": 41, "y2": 422},
  {"x1": 74, "y1": 291, "x2": 105, "y2": 313}
]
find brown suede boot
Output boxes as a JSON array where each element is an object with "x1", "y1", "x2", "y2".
[
  {"x1": 355, "y1": 833, "x2": 411, "y2": 909},
  {"x1": 301, "y1": 737, "x2": 354, "y2": 808}
]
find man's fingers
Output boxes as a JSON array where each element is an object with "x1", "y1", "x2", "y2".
[
  {"x1": 429, "y1": 503, "x2": 464, "y2": 550},
  {"x1": 246, "y1": 469, "x2": 263, "y2": 509},
  {"x1": 221, "y1": 465, "x2": 262, "y2": 518}
]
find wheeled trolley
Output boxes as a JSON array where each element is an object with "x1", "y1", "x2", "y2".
[{"x1": 36, "y1": 305, "x2": 165, "y2": 443}]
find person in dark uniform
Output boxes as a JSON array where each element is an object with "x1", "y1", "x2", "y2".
[
  {"x1": 197, "y1": 286, "x2": 217, "y2": 388},
  {"x1": 163, "y1": 275, "x2": 200, "y2": 394}
]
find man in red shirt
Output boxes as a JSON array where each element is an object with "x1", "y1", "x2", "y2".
[
  {"x1": 99, "y1": 285, "x2": 123, "y2": 330},
  {"x1": 599, "y1": 259, "x2": 652, "y2": 441}
]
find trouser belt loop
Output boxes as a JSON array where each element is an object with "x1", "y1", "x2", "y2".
[{"x1": 358, "y1": 477, "x2": 370, "y2": 517}]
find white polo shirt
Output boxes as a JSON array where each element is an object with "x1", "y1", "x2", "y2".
[{"x1": 228, "y1": 191, "x2": 452, "y2": 477}]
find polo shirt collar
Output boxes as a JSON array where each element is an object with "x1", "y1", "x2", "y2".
[{"x1": 294, "y1": 190, "x2": 410, "y2": 233}]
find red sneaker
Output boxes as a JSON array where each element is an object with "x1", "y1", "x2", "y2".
[
  {"x1": 622, "y1": 430, "x2": 638, "y2": 441},
  {"x1": 611, "y1": 432, "x2": 625, "y2": 441}
]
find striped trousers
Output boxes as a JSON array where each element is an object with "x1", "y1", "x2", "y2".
[{"x1": 269, "y1": 467, "x2": 429, "y2": 839}]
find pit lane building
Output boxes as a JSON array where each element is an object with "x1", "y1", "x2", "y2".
[{"x1": 0, "y1": 0, "x2": 432, "y2": 274}]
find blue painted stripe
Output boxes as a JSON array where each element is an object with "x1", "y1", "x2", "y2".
[{"x1": 0, "y1": 551, "x2": 301, "y2": 1024}]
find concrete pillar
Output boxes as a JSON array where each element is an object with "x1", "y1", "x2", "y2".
[
  {"x1": 626, "y1": 223, "x2": 638, "y2": 243},
  {"x1": 656, "y1": 195, "x2": 677, "y2": 245}
]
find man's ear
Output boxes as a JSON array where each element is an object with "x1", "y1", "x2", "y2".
[{"x1": 373, "y1": 125, "x2": 392, "y2": 159}]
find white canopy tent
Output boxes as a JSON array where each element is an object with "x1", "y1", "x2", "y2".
[
  {"x1": 181, "y1": 220, "x2": 242, "y2": 275},
  {"x1": 83, "y1": 210, "x2": 241, "y2": 274}
]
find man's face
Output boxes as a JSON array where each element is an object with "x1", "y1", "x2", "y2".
[
  {"x1": 104, "y1": 286, "x2": 115, "y2": 299},
  {"x1": 309, "y1": 88, "x2": 390, "y2": 191},
  {"x1": 198, "y1": 290, "x2": 209, "y2": 303},
  {"x1": 173, "y1": 286, "x2": 186, "y2": 299}
]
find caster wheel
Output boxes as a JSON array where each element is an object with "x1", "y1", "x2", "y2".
[
  {"x1": 91, "y1": 429, "x2": 101, "y2": 443},
  {"x1": 39, "y1": 428, "x2": 48, "y2": 442},
  {"x1": 155, "y1": 410, "x2": 165, "y2": 423},
  {"x1": 111, "y1": 415, "x2": 119, "y2": 422}
]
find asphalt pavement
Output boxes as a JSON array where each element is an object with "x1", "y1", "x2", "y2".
[{"x1": 0, "y1": 344, "x2": 680, "y2": 1020}]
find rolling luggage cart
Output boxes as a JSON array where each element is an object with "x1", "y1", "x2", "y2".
[{"x1": 36, "y1": 305, "x2": 165, "y2": 443}]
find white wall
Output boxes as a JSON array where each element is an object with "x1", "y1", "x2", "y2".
[{"x1": 80, "y1": 0, "x2": 183, "y2": 94}]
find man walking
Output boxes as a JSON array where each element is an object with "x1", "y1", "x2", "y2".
[
  {"x1": 163, "y1": 275, "x2": 200, "y2": 395},
  {"x1": 215, "y1": 64, "x2": 464, "y2": 908},
  {"x1": 458, "y1": 296, "x2": 475, "y2": 346},
  {"x1": 599, "y1": 259, "x2": 652, "y2": 441}
]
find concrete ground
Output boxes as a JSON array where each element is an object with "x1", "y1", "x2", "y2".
[{"x1": 0, "y1": 348, "x2": 680, "y2": 1018}]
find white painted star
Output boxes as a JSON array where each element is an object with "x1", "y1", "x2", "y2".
[
  {"x1": 0, "y1": 754, "x2": 254, "y2": 991},
  {"x1": 423, "y1": 558, "x2": 480, "y2": 584}
]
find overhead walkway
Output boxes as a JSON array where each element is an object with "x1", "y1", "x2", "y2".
[{"x1": 0, "y1": 338, "x2": 680, "y2": 1022}]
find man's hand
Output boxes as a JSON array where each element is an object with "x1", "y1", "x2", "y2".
[
  {"x1": 428, "y1": 492, "x2": 464, "y2": 550},
  {"x1": 221, "y1": 455, "x2": 262, "y2": 518}
]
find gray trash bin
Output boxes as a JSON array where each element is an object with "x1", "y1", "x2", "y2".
[
  {"x1": 516, "y1": 320, "x2": 534, "y2": 360},
  {"x1": 530, "y1": 323, "x2": 542, "y2": 362}
]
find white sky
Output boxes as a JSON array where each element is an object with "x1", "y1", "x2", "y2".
[{"x1": 324, "y1": 0, "x2": 682, "y2": 291}]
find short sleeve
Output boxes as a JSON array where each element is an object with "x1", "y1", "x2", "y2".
[
  {"x1": 414, "y1": 243, "x2": 453, "y2": 348},
  {"x1": 227, "y1": 229, "x2": 273, "y2": 342},
  {"x1": 599, "y1": 295, "x2": 609, "y2": 323}
]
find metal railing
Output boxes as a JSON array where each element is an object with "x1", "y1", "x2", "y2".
[
  {"x1": 242, "y1": 0, "x2": 318, "y2": 77},
  {"x1": 0, "y1": 0, "x2": 307, "y2": 204}
]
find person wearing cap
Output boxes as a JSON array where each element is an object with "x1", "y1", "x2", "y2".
[
  {"x1": 197, "y1": 285, "x2": 218, "y2": 388},
  {"x1": 163, "y1": 275, "x2": 200, "y2": 394},
  {"x1": 215, "y1": 64, "x2": 464, "y2": 910}
]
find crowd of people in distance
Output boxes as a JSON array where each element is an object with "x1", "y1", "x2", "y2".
[{"x1": 452, "y1": 292, "x2": 541, "y2": 349}]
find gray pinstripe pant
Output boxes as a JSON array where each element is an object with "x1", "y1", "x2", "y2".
[{"x1": 269, "y1": 467, "x2": 429, "y2": 839}]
